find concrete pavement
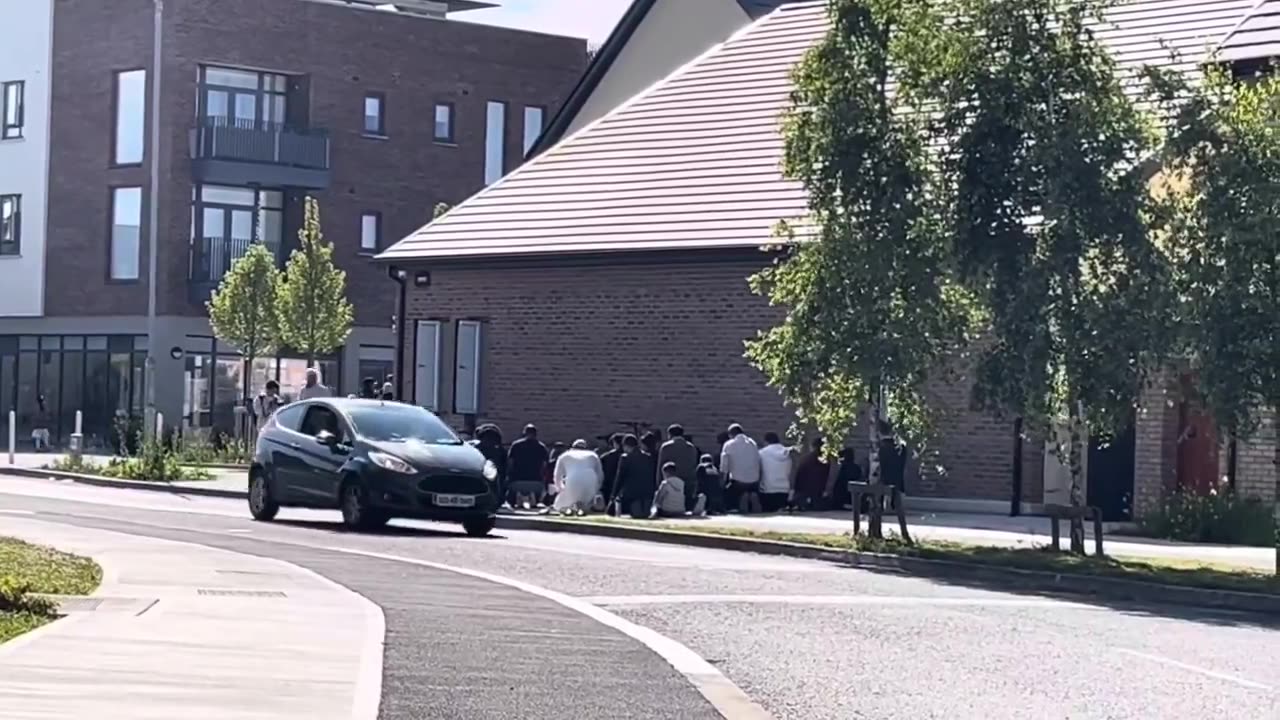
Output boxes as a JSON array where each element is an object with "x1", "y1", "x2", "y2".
[
  {"x1": 2, "y1": 482, "x2": 1276, "y2": 720},
  {"x1": 0, "y1": 516, "x2": 383, "y2": 720}
]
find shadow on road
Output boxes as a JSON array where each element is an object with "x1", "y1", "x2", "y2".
[
  {"x1": 825, "y1": 558, "x2": 1280, "y2": 630},
  {"x1": 274, "y1": 518, "x2": 506, "y2": 541}
]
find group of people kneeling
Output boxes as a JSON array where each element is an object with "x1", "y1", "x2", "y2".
[{"x1": 468, "y1": 420, "x2": 900, "y2": 519}]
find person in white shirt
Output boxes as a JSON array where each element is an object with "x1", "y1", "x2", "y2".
[
  {"x1": 299, "y1": 368, "x2": 332, "y2": 400},
  {"x1": 651, "y1": 462, "x2": 707, "y2": 518},
  {"x1": 550, "y1": 439, "x2": 604, "y2": 516},
  {"x1": 719, "y1": 423, "x2": 762, "y2": 514},
  {"x1": 758, "y1": 432, "x2": 797, "y2": 513}
]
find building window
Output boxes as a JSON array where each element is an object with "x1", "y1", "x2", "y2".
[
  {"x1": 110, "y1": 187, "x2": 143, "y2": 281},
  {"x1": 360, "y1": 212, "x2": 381, "y2": 253},
  {"x1": 0, "y1": 194, "x2": 19, "y2": 256},
  {"x1": 1, "y1": 81, "x2": 23, "y2": 140},
  {"x1": 433, "y1": 103, "x2": 454, "y2": 143},
  {"x1": 523, "y1": 106, "x2": 545, "y2": 155},
  {"x1": 454, "y1": 320, "x2": 482, "y2": 415},
  {"x1": 363, "y1": 93, "x2": 385, "y2": 136},
  {"x1": 113, "y1": 70, "x2": 146, "y2": 164},
  {"x1": 484, "y1": 101, "x2": 506, "y2": 185},
  {"x1": 198, "y1": 65, "x2": 288, "y2": 129},
  {"x1": 414, "y1": 321, "x2": 441, "y2": 411},
  {"x1": 191, "y1": 184, "x2": 284, "y2": 283}
]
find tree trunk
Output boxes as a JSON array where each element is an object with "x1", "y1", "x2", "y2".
[
  {"x1": 867, "y1": 400, "x2": 886, "y2": 539},
  {"x1": 1067, "y1": 400, "x2": 1087, "y2": 556}
]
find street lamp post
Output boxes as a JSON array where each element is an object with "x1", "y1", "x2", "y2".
[{"x1": 144, "y1": 0, "x2": 164, "y2": 434}]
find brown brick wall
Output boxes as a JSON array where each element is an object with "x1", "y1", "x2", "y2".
[
  {"x1": 399, "y1": 255, "x2": 1030, "y2": 502},
  {"x1": 45, "y1": 0, "x2": 586, "y2": 321},
  {"x1": 1235, "y1": 406, "x2": 1277, "y2": 505}
]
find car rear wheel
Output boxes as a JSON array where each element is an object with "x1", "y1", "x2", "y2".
[
  {"x1": 248, "y1": 470, "x2": 279, "y2": 522},
  {"x1": 462, "y1": 516, "x2": 496, "y2": 538},
  {"x1": 341, "y1": 480, "x2": 386, "y2": 531}
]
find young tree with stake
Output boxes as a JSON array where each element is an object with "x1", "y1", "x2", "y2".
[
  {"x1": 278, "y1": 197, "x2": 355, "y2": 367},
  {"x1": 207, "y1": 241, "x2": 281, "y2": 405}
]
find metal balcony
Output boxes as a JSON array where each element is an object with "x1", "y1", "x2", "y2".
[{"x1": 190, "y1": 118, "x2": 331, "y2": 189}]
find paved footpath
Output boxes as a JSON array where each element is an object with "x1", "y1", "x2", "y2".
[{"x1": 0, "y1": 516, "x2": 383, "y2": 720}]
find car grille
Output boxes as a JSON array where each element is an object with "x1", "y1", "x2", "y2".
[{"x1": 418, "y1": 474, "x2": 489, "y2": 495}]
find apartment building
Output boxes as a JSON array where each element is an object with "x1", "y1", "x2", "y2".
[{"x1": 0, "y1": 0, "x2": 585, "y2": 446}]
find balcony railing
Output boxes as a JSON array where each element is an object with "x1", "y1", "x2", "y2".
[
  {"x1": 189, "y1": 236, "x2": 282, "y2": 295},
  {"x1": 190, "y1": 117, "x2": 330, "y2": 171}
]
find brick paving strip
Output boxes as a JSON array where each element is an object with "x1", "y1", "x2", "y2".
[{"x1": 4, "y1": 465, "x2": 1276, "y2": 616}]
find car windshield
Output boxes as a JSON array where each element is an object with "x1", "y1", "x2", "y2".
[{"x1": 346, "y1": 403, "x2": 461, "y2": 445}]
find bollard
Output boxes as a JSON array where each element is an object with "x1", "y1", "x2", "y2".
[
  {"x1": 155, "y1": 413, "x2": 165, "y2": 443},
  {"x1": 7, "y1": 410, "x2": 14, "y2": 465},
  {"x1": 69, "y1": 410, "x2": 85, "y2": 459}
]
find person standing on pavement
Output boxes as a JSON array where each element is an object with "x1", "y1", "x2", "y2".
[
  {"x1": 359, "y1": 377, "x2": 378, "y2": 399},
  {"x1": 299, "y1": 368, "x2": 332, "y2": 400},
  {"x1": 30, "y1": 395, "x2": 52, "y2": 452},
  {"x1": 507, "y1": 424, "x2": 549, "y2": 509},
  {"x1": 252, "y1": 380, "x2": 283, "y2": 429},
  {"x1": 658, "y1": 424, "x2": 700, "y2": 510},
  {"x1": 758, "y1": 432, "x2": 795, "y2": 513},
  {"x1": 720, "y1": 424, "x2": 762, "y2": 514},
  {"x1": 471, "y1": 424, "x2": 507, "y2": 506},
  {"x1": 831, "y1": 447, "x2": 861, "y2": 510},
  {"x1": 380, "y1": 382, "x2": 395, "y2": 402},
  {"x1": 614, "y1": 434, "x2": 657, "y2": 519},
  {"x1": 550, "y1": 439, "x2": 604, "y2": 515}
]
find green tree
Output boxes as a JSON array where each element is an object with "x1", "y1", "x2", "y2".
[
  {"x1": 1147, "y1": 66, "x2": 1280, "y2": 569},
  {"x1": 277, "y1": 197, "x2": 354, "y2": 365},
  {"x1": 746, "y1": 0, "x2": 981, "y2": 484},
  {"x1": 921, "y1": 0, "x2": 1172, "y2": 552},
  {"x1": 206, "y1": 242, "x2": 280, "y2": 401}
]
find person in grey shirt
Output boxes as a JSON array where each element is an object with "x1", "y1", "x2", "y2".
[{"x1": 299, "y1": 368, "x2": 332, "y2": 400}]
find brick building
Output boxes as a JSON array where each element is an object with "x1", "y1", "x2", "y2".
[
  {"x1": 0, "y1": 0, "x2": 585, "y2": 444},
  {"x1": 378, "y1": 0, "x2": 1276, "y2": 511}
]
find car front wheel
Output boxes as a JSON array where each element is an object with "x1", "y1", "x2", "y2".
[
  {"x1": 462, "y1": 516, "x2": 496, "y2": 538},
  {"x1": 248, "y1": 470, "x2": 279, "y2": 522},
  {"x1": 341, "y1": 481, "x2": 387, "y2": 531}
]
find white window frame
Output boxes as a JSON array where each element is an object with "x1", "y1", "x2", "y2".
[
  {"x1": 484, "y1": 101, "x2": 506, "y2": 185},
  {"x1": 360, "y1": 212, "x2": 380, "y2": 253},
  {"x1": 110, "y1": 187, "x2": 143, "y2": 280},
  {"x1": 113, "y1": 70, "x2": 147, "y2": 165},
  {"x1": 454, "y1": 320, "x2": 482, "y2": 415},
  {"x1": 414, "y1": 320, "x2": 441, "y2": 411}
]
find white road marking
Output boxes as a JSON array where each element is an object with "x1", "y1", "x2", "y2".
[
  {"x1": 1116, "y1": 649, "x2": 1274, "y2": 692},
  {"x1": 582, "y1": 594, "x2": 1096, "y2": 608},
  {"x1": 0, "y1": 509, "x2": 37, "y2": 515},
  {"x1": 324, "y1": 545, "x2": 776, "y2": 720}
]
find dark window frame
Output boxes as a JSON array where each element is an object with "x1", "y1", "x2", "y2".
[
  {"x1": 0, "y1": 194, "x2": 20, "y2": 256},
  {"x1": 359, "y1": 211, "x2": 382, "y2": 254},
  {"x1": 433, "y1": 101, "x2": 456, "y2": 144},
  {"x1": 110, "y1": 69, "x2": 146, "y2": 167},
  {"x1": 1, "y1": 80, "x2": 24, "y2": 140},
  {"x1": 197, "y1": 65, "x2": 290, "y2": 130},
  {"x1": 363, "y1": 92, "x2": 386, "y2": 137},
  {"x1": 106, "y1": 185, "x2": 144, "y2": 284}
]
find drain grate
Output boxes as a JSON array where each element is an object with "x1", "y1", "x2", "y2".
[{"x1": 197, "y1": 589, "x2": 287, "y2": 598}]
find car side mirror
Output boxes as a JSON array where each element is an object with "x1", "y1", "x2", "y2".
[{"x1": 315, "y1": 430, "x2": 339, "y2": 447}]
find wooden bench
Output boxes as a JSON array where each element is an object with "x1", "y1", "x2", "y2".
[
  {"x1": 1044, "y1": 503, "x2": 1105, "y2": 556},
  {"x1": 849, "y1": 482, "x2": 912, "y2": 544}
]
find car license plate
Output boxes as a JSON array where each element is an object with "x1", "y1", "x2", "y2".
[{"x1": 434, "y1": 494, "x2": 476, "y2": 508}]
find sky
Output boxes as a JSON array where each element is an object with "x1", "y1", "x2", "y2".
[{"x1": 463, "y1": 0, "x2": 632, "y2": 45}]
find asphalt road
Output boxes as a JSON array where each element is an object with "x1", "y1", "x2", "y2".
[{"x1": 1, "y1": 475, "x2": 1277, "y2": 720}]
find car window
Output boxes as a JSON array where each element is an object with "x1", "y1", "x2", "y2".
[
  {"x1": 300, "y1": 405, "x2": 343, "y2": 439},
  {"x1": 273, "y1": 403, "x2": 306, "y2": 432},
  {"x1": 346, "y1": 403, "x2": 461, "y2": 445}
]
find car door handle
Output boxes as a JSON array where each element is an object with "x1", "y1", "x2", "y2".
[{"x1": 290, "y1": 442, "x2": 301, "y2": 450}]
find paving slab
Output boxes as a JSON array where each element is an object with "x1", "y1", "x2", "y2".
[{"x1": 0, "y1": 516, "x2": 382, "y2": 720}]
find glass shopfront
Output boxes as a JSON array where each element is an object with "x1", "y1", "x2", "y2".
[
  {"x1": 182, "y1": 336, "x2": 340, "y2": 434},
  {"x1": 0, "y1": 335, "x2": 147, "y2": 449}
]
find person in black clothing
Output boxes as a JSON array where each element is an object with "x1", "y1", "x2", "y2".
[
  {"x1": 614, "y1": 434, "x2": 657, "y2": 519},
  {"x1": 470, "y1": 424, "x2": 507, "y2": 505},
  {"x1": 695, "y1": 453, "x2": 725, "y2": 515},
  {"x1": 878, "y1": 419, "x2": 907, "y2": 493},
  {"x1": 359, "y1": 377, "x2": 378, "y2": 400},
  {"x1": 507, "y1": 424, "x2": 549, "y2": 509},
  {"x1": 598, "y1": 434, "x2": 624, "y2": 512},
  {"x1": 640, "y1": 430, "x2": 662, "y2": 487},
  {"x1": 833, "y1": 446, "x2": 861, "y2": 510}
]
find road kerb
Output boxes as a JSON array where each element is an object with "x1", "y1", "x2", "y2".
[{"x1": 2, "y1": 466, "x2": 246, "y2": 499}]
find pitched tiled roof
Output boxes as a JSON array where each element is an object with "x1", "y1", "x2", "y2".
[
  {"x1": 380, "y1": 0, "x2": 1260, "y2": 263},
  {"x1": 1219, "y1": 0, "x2": 1280, "y2": 61}
]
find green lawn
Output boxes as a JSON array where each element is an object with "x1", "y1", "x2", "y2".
[
  {"x1": 549, "y1": 516, "x2": 1279, "y2": 596},
  {"x1": 0, "y1": 537, "x2": 102, "y2": 644}
]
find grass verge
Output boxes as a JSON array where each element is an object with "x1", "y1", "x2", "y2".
[
  {"x1": 0, "y1": 537, "x2": 103, "y2": 644},
  {"x1": 548, "y1": 516, "x2": 1279, "y2": 596}
]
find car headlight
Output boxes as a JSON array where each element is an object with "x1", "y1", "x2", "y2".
[
  {"x1": 369, "y1": 451, "x2": 415, "y2": 474},
  {"x1": 483, "y1": 460, "x2": 498, "y2": 481}
]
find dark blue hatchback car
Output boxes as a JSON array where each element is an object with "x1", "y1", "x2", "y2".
[{"x1": 248, "y1": 398, "x2": 499, "y2": 536}]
